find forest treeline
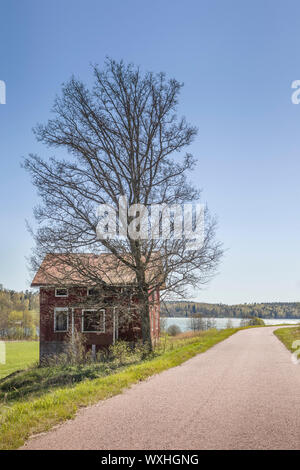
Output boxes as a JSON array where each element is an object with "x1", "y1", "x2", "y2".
[
  {"x1": 1, "y1": 287, "x2": 300, "y2": 340},
  {"x1": 0, "y1": 288, "x2": 39, "y2": 339},
  {"x1": 161, "y1": 301, "x2": 300, "y2": 319}
]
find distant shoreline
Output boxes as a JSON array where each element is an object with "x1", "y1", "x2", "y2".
[{"x1": 161, "y1": 301, "x2": 300, "y2": 321}]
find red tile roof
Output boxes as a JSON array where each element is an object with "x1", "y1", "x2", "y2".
[{"x1": 31, "y1": 253, "x2": 163, "y2": 287}]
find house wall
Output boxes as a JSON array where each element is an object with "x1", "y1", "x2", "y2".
[{"x1": 39, "y1": 286, "x2": 160, "y2": 360}]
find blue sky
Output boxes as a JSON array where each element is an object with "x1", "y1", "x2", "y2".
[{"x1": 1, "y1": 0, "x2": 300, "y2": 303}]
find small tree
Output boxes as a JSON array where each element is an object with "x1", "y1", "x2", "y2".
[
  {"x1": 190, "y1": 313, "x2": 205, "y2": 331},
  {"x1": 206, "y1": 318, "x2": 217, "y2": 330}
]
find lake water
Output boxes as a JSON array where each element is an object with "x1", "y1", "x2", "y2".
[{"x1": 163, "y1": 317, "x2": 300, "y2": 332}]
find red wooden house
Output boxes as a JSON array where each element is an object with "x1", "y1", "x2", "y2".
[{"x1": 31, "y1": 254, "x2": 161, "y2": 360}]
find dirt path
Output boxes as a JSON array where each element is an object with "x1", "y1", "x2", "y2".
[{"x1": 22, "y1": 327, "x2": 300, "y2": 450}]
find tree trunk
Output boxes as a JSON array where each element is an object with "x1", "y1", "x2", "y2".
[{"x1": 140, "y1": 300, "x2": 152, "y2": 351}]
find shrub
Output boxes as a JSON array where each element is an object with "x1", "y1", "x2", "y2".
[
  {"x1": 64, "y1": 330, "x2": 87, "y2": 364},
  {"x1": 108, "y1": 340, "x2": 152, "y2": 365},
  {"x1": 167, "y1": 324, "x2": 182, "y2": 336},
  {"x1": 248, "y1": 317, "x2": 265, "y2": 326},
  {"x1": 240, "y1": 317, "x2": 265, "y2": 327},
  {"x1": 40, "y1": 330, "x2": 88, "y2": 367},
  {"x1": 108, "y1": 341, "x2": 132, "y2": 365},
  {"x1": 132, "y1": 340, "x2": 152, "y2": 359}
]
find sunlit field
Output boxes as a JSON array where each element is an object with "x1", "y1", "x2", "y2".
[{"x1": 0, "y1": 341, "x2": 39, "y2": 380}]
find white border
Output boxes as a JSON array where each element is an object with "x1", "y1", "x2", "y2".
[
  {"x1": 82, "y1": 309, "x2": 105, "y2": 333},
  {"x1": 54, "y1": 307, "x2": 69, "y2": 332}
]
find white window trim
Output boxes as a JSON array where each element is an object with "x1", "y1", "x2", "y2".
[
  {"x1": 54, "y1": 307, "x2": 69, "y2": 332},
  {"x1": 55, "y1": 288, "x2": 69, "y2": 297},
  {"x1": 82, "y1": 308, "x2": 105, "y2": 333}
]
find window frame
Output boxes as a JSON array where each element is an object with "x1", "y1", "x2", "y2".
[
  {"x1": 54, "y1": 307, "x2": 69, "y2": 333},
  {"x1": 87, "y1": 287, "x2": 99, "y2": 297},
  {"x1": 82, "y1": 308, "x2": 105, "y2": 333},
  {"x1": 55, "y1": 288, "x2": 68, "y2": 297}
]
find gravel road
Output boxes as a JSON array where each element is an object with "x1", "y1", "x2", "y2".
[{"x1": 22, "y1": 326, "x2": 300, "y2": 450}]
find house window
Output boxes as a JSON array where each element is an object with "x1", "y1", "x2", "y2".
[
  {"x1": 55, "y1": 288, "x2": 68, "y2": 297},
  {"x1": 54, "y1": 308, "x2": 69, "y2": 332},
  {"x1": 87, "y1": 287, "x2": 99, "y2": 297},
  {"x1": 82, "y1": 309, "x2": 105, "y2": 333}
]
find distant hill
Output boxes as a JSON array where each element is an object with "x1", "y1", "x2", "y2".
[{"x1": 161, "y1": 301, "x2": 300, "y2": 319}]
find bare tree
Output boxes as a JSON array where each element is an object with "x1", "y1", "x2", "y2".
[
  {"x1": 190, "y1": 313, "x2": 206, "y2": 332},
  {"x1": 24, "y1": 58, "x2": 222, "y2": 349}
]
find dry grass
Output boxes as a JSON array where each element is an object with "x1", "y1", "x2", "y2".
[{"x1": 170, "y1": 330, "x2": 206, "y2": 340}]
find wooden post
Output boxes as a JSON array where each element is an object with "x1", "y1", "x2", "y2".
[{"x1": 92, "y1": 344, "x2": 96, "y2": 361}]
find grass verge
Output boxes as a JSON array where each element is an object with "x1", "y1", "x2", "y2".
[
  {"x1": 0, "y1": 328, "x2": 238, "y2": 450},
  {"x1": 274, "y1": 326, "x2": 300, "y2": 356}
]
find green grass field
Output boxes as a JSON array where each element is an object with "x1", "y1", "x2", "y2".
[{"x1": 0, "y1": 342, "x2": 39, "y2": 380}]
